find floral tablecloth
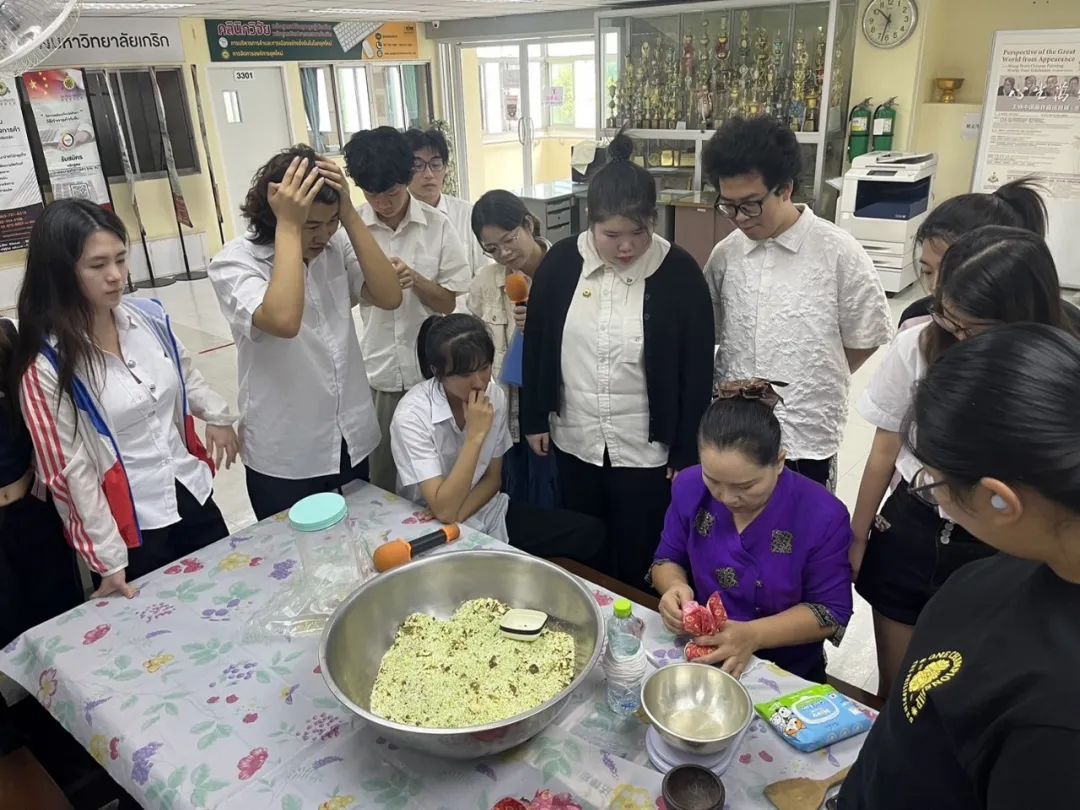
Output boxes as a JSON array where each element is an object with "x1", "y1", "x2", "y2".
[{"x1": 0, "y1": 483, "x2": 873, "y2": 809}]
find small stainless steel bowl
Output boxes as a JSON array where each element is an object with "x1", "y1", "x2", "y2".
[{"x1": 641, "y1": 662, "x2": 753, "y2": 756}]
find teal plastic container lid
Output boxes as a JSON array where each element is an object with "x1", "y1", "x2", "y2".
[{"x1": 288, "y1": 492, "x2": 348, "y2": 532}]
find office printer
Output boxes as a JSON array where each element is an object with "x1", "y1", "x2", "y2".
[{"x1": 838, "y1": 151, "x2": 937, "y2": 293}]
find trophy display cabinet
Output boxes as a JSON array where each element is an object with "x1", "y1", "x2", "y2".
[{"x1": 595, "y1": 0, "x2": 858, "y2": 218}]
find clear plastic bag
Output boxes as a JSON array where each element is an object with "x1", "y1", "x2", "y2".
[{"x1": 245, "y1": 499, "x2": 376, "y2": 642}]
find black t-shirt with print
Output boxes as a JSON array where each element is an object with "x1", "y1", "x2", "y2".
[{"x1": 839, "y1": 553, "x2": 1080, "y2": 809}]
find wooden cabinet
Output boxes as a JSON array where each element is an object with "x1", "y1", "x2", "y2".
[{"x1": 674, "y1": 205, "x2": 735, "y2": 269}]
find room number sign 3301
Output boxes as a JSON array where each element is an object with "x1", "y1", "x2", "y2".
[
  {"x1": 862, "y1": 0, "x2": 918, "y2": 49},
  {"x1": 233, "y1": 70, "x2": 256, "y2": 81}
]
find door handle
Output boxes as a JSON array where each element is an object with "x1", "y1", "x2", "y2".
[{"x1": 517, "y1": 116, "x2": 525, "y2": 146}]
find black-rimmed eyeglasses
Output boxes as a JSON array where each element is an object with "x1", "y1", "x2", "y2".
[{"x1": 714, "y1": 185, "x2": 779, "y2": 219}]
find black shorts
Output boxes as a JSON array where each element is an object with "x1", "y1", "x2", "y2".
[{"x1": 855, "y1": 481, "x2": 995, "y2": 626}]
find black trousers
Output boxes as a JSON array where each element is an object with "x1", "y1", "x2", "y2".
[
  {"x1": 504, "y1": 498, "x2": 607, "y2": 569},
  {"x1": 245, "y1": 439, "x2": 369, "y2": 521},
  {"x1": 554, "y1": 445, "x2": 671, "y2": 588},
  {"x1": 126, "y1": 482, "x2": 229, "y2": 580},
  {"x1": 785, "y1": 456, "x2": 837, "y2": 491}
]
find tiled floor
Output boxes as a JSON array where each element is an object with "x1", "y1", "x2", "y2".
[{"x1": 138, "y1": 278, "x2": 923, "y2": 697}]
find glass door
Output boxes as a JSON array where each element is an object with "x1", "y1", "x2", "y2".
[
  {"x1": 455, "y1": 42, "x2": 533, "y2": 198},
  {"x1": 452, "y1": 37, "x2": 601, "y2": 199}
]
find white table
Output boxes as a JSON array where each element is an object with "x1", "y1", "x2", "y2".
[{"x1": 0, "y1": 483, "x2": 872, "y2": 809}]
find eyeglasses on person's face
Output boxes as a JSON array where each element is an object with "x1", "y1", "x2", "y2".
[
  {"x1": 714, "y1": 185, "x2": 780, "y2": 220},
  {"x1": 481, "y1": 226, "x2": 522, "y2": 258},
  {"x1": 909, "y1": 467, "x2": 948, "y2": 508},
  {"x1": 928, "y1": 302, "x2": 998, "y2": 340},
  {"x1": 413, "y1": 157, "x2": 446, "y2": 174}
]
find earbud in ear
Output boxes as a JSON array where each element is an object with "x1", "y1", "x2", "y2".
[{"x1": 991, "y1": 495, "x2": 1008, "y2": 511}]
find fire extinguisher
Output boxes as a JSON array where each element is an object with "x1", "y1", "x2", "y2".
[
  {"x1": 872, "y1": 97, "x2": 898, "y2": 152},
  {"x1": 847, "y1": 97, "x2": 872, "y2": 162}
]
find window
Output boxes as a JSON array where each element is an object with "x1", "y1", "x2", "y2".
[
  {"x1": 82, "y1": 68, "x2": 200, "y2": 182},
  {"x1": 537, "y1": 40, "x2": 596, "y2": 133},
  {"x1": 299, "y1": 62, "x2": 434, "y2": 150},
  {"x1": 476, "y1": 40, "x2": 599, "y2": 138},
  {"x1": 300, "y1": 65, "x2": 341, "y2": 153},
  {"x1": 477, "y1": 46, "x2": 521, "y2": 137}
]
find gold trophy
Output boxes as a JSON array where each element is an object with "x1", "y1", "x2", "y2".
[{"x1": 698, "y1": 87, "x2": 714, "y2": 130}]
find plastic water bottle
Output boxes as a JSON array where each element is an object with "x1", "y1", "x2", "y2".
[{"x1": 604, "y1": 598, "x2": 647, "y2": 715}]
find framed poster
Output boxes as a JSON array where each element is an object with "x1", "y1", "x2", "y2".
[
  {"x1": 0, "y1": 75, "x2": 44, "y2": 252},
  {"x1": 21, "y1": 68, "x2": 111, "y2": 208},
  {"x1": 972, "y1": 29, "x2": 1080, "y2": 288},
  {"x1": 205, "y1": 19, "x2": 418, "y2": 63}
]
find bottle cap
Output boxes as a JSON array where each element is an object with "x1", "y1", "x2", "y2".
[{"x1": 613, "y1": 598, "x2": 632, "y2": 619}]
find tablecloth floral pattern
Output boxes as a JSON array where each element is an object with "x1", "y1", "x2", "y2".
[{"x1": 0, "y1": 483, "x2": 873, "y2": 809}]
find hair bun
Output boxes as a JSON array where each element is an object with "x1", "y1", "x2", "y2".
[{"x1": 606, "y1": 131, "x2": 635, "y2": 163}]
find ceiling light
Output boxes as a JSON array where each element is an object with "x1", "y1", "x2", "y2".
[
  {"x1": 307, "y1": 8, "x2": 404, "y2": 14},
  {"x1": 81, "y1": 2, "x2": 194, "y2": 8}
]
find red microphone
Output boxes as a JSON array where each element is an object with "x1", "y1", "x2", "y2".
[{"x1": 505, "y1": 273, "x2": 529, "y2": 308}]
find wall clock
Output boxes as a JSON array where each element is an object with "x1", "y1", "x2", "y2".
[{"x1": 862, "y1": 0, "x2": 918, "y2": 49}]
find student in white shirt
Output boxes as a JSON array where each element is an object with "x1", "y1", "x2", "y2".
[
  {"x1": 850, "y1": 226, "x2": 1079, "y2": 699},
  {"x1": 344, "y1": 127, "x2": 472, "y2": 492},
  {"x1": 702, "y1": 116, "x2": 893, "y2": 491},
  {"x1": 404, "y1": 127, "x2": 487, "y2": 274},
  {"x1": 16, "y1": 199, "x2": 240, "y2": 599},
  {"x1": 208, "y1": 146, "x2": 402, "y2": 520},
  {"x1": 522, "y1": 132, "x2": 715, "y2": 586},
  {"x1": 465, "y1": 190, "x2": 556, "y2": 507},
  {"x1": 391, "y1": 313, "x2": 604, "y2": 563}
]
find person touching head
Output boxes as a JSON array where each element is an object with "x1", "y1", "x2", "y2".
[
  {"x1": 703, "y1": 116, "x2": 892, "y2": 491},
  {"x1": 405, "y1": 127, "x2": 486, "y2": 273},
  {"x1": 900, "y1": 177, "x2": 1048, "y2": 329},
  {"x1": 208, "y1": 145, "x2": 399, "y2": 520},
  {"x1": 522, "y1": 130, "x2": 715, "y2": 587},
  {"x1": 19, "y1": 199, "x2": 239, "y2": 599},
  {"x1": 650, "y1": 381, "x2": 853, "y2": 682},
  {"x1": 390, "y1": 313, "x2": 604, "y2": 564},
  {"x1": 344, "y1": 127, "x2": 472, "y2": 492},
  {"x1": 851, "y1": 225, "x2": 1076, "y2": 699},
  {"x1": 840, "y1": 323, "x2": 1080, "y2": 809}
]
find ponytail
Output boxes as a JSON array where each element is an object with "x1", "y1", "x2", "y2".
[{"x1": 915, "y1": 177, "x2": 1047, "y2": 249}]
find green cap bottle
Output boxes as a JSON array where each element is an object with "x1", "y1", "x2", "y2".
[{"x1": 613, "y1": 598, "x2": 632, "y2": 619}]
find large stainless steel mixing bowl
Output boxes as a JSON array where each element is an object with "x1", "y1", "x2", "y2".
[
  {"x1": 641, "y1": 663, "x2": 753, "y2": 756},
  {"x1": 319, "y1": 549, "x2": 604, "y2": 759}
]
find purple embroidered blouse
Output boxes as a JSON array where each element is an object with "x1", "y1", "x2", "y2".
[{"x1": 653, "y1": 466, "x2": 854, "y2": 680}]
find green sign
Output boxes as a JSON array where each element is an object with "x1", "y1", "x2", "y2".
[{"x1": 205, "y1": 19, "x2": 419, "y2": 63}]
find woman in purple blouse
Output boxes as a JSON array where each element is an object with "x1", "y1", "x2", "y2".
[{"x1": 650, "y1": 380, "x2": 854, "y2": 682}]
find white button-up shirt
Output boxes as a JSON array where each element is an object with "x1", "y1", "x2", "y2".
[
  {"x1": 437, "y1": 194, "x2": 487, "y2": 276},
  {"x1": 551, "y1": 231, "x2": 671, "y2": 469},
  {"x1": 705, "y1": 205, "x2": 893, "y2": 460},
  {"x1": 208, "y1": 231, "x2": 382, "y2": 480},
  {"x1": 98, "y1": 310, "x2": 213, "y2": 530},
  {"x1": 391, "y1": 378, "x2": 514, "y2": 541},
  {"x1": 857, "y1": 321, "x2": 930, "y2": 484},
  {"x1": 359, "y1": 198, "x2": 472, "y2": 392}
]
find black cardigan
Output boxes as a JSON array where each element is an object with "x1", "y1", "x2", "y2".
[{"x1": 521, "y1": 236, "x2": 714, "y2": 470}]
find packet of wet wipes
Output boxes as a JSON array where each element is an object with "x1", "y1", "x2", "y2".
[{"x1": 754, "y1": 684, "x2": 875, "y2": 752}]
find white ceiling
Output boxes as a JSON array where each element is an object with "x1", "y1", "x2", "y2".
[{"x1": 83, "y1": 0, "x2": 614, "y2": 20}]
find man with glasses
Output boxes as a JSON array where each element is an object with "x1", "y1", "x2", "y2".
[
  {"x1": 701, "y1": 116, "x2": 892, "y2": 490},
  {"x1": 344, "y1": 126, "x2": 472, "y2": 491},
  {"x1": 405, "y1": 127, "x2": 487, "y2": 275}
]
